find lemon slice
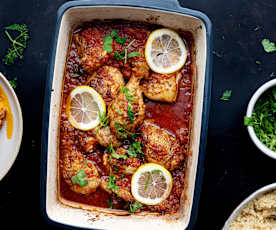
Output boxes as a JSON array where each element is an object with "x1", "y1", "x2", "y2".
[
  {"x1": 145, "y1": 28, "x2": 187, "y2": 74},
  {"x1": 131, "y1": 163, "x2": 173, "y2": 205},
  {"x1": 66, "y1": 85, "x2": 106, "y2": 131}
]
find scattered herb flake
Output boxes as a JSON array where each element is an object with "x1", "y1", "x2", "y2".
[
  {"x1": 8, "y1": 77, "x2": 17, "y2": 89},
  {"x1": 103, "y1": 34, "x2": 113, "y2": 53},
  {"x1": 107, "y1": 143, "x2": 127, "y2": 160},
  {"x1": 3, "y1": 24, "x2": 29, "y2": 65},
  {"x1": 121, "y1": 86, "x2": 134, "y2": 102},
  {"x1": 107, "y1": 169, "x2": 119, "y2": 191},
  {"x1": 254, "y1": 26, "x2": 261, "y2": 31},
  {"x1": 270, "y1": 72, "x2": 275, "y2": 78},
  {"x1": 127, "y1": 103, "x2": 135, "y2": 124},
  {"x1": 106, "y1": 199, "x2": 114, "y2": 209},
  {"x1": 128, "y1": 51, "x2": 141, "y2": 58},
  {"x1": 262, "y1": 39, "x2": 276, "y2": 53},
  {"x1": 71, "y1": 169, "x2": 88, "y2": 187},
  {"x1": 255, "y1": 60, "x2": 261, "y2": 65},
  {"x1": 127, "y1": 141, "x2": 144, "y2": 158},
  {"x1": 220, "y1": 90, "x2": 232, "y2": 101},
  {"x1": 129, "y1": 201, "x2": 143, "y2": 213}
]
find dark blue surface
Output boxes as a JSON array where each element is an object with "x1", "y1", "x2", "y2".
[
  {"x1": 41, "y1": 1, "x2": 212, "y2": 229},
  {"x1": 1, "y1": 0, "x2": 276, "y2": 230}
]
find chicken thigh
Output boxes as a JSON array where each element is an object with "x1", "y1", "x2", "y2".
[
  {"x1": 140, "y1": 120, "x2": 184, "y2": 171},
  {"x1": 142, "y1": 72, "x2": 182, "y2": 103},
  {"x1": 74, "y1": 27, "x2": 109, "y2": 74}
]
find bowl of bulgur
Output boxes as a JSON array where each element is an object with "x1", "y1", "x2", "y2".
[{"x1": 222, "y1": 183, "x2": 276, "y2": 230}]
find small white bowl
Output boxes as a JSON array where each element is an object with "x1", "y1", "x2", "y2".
[
  {"x1": 246, "y1": 79, "x2": 276, "y2": 159},
  {"x1": 222, "y1": 182, "x2": 276, "y2": 230},
  {"x1": 0, "y1": 72, "x2": 23, "y2": 181}
]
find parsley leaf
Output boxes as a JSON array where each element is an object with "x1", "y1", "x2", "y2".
[
  {"x1": 3, "y1": 24, "x2": 29, "y2": 65},
  {"x1": 107, "y1": 169, "x2": 119, "y2": 191},
  {"x1": 114, "y1": 122, "x2": 138, "y2": 139},
  {"x1": 107, "y1": 143, "x2": 127, "y2": 160},
  {"x1": 98, "y1": 110, "x2": 110, "y2": 128},
  {"x1": 220, "y1": 90, "x2": 232, "y2": 101},
  {"x1": 262, "y1": 39, "x2": 276, "y2": 53},
  {"x1": 8, "y1": 77, "x2": 17, "y2": 89},
  {"x1": 114, "y1": 50, "x2": 125, "y2": 60},
  {"x1": 128, "y1": 51, "x2": 141, "y2": 58},
  {"x1": 71, "y1": 169, "x2": 88, "y2": 187},
  {"x1": 110, "y1": 30, "x2": 127, "y2": 45},
  {"x1": 244, "y1": 87, "x2": 276, "y2": 152},
  {"x1": 124, "y1": 39, "x2": 136, "y2": 64},
  {"x1": 106, "y1": 199, "x2": 114, "y2": 209},
  {"x1": 121, "y1": 86, "x2": 134, "y2": 102},
  {"x1": 103, "y1": 34, "x2": 113, "y2": 53},
  {"x1": 127, "y1": 103, "x2": 135, "y2": 124},
  {"x1": 127, "y1": 141, "x2": 144, "y2": 158},
  {"x1": 129, "y1": 201, "x2": 143, "y2": 213}
]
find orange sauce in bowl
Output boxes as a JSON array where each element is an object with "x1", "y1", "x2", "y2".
[{"x1": 0, "y1": 85, "x2": 13, "y2": 139}]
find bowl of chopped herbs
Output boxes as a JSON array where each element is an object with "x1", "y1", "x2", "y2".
[{"x1": 244, "y1": 79, "x2": 276, "y2": 159}]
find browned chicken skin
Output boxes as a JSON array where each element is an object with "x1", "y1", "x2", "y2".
[
  {"x1": 74, "y1": 28, "x2": 109, "y2": 74},
  {"x1": 62, "y1": 148, "x2": 101, "y2": 195},
  {"x1": 86, "y1": 66, "x2": 125, "y2": 105},
  {"x1": 140, "y1": 120, "x2": 185, "y2": 171},
  {"x1": 142, "y1": 72, "x2": 182, "y2": 103},
  {"x1": 95, "y1": 126, "x2": 122, "y2": 148}
]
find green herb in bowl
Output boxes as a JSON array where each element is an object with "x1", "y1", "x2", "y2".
[{"x1": 244, "y1": 87, "x2": 276, "y2": 152}]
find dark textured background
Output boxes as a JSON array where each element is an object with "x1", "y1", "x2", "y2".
[{"x1": 0, "y1": 0, "x2": 276, "y2": 229}]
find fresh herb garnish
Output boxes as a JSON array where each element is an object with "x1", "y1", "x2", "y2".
[
  {"x1": 3, "y1": 24, "x2": 29, "y2": 65},
  {"x1": 106, "y1": 199, "x2": 114, "y2": 209},
  {"x1": 114, "y1": 50, "x2": 125, "y2": 60},
  {"x1": 107, "y1": 143, "x2": 127, "y2": 160},
  {"x1": 107, "y1": 168, "x2": 119, "y2": 191},
  {"x1": 220, "y1": 90, "x2": 232, "y2": 101},
  {"x1": 127, "y1": 141, "x2": 144, "y2": 158},
  {"x1": 121, "y1": 86, "x2": 134, "y2": 102},
  {"x1": 124, "y1": 39, "x2": 136, "y2": 64},
  {"x1": 127, "y1": 103, "x2": 135, "y2": 124},
  {"x1": 98, "y1": 110, "x2": 110, "y2": 128},
  {"x1": 129, "y1": 201, "x2": 143, "y2": 213},
  {"x1": 110, "y1": 30, "x2": 127, "y2": 45},
  {"x1": 128, "y1": 51, "x2": 141, "y2": 58},
  {"x1": 8, "y1": 77, "x2": 17, "y2": 89},
  {"x1": 244, "y1": 87, "x2": 276, "y2": 152},
  {"x1": 71, "y1": 169, "x2": 88, "y2": 187},
  {"x1": 120, "y1": 173, "x2": 125, "y2": 180},
  {"x1": 103, "y1": 34, "x2": 113, "y2": 53},
  {"x1": 114, "y1": 122, "x2": 138, "y2": 139},
  {"x1": 254, "y1": 26, "x2": 261, "y2": 31},
  {"x1": 255, "y1": 60, "x2": 261, "y2": 65},
  {"x1": 270, "y1": 72, "x2": 275, "y2": 78},
  {"x1": 262, "y1": 39, "x2": 276, "y2": 53}
]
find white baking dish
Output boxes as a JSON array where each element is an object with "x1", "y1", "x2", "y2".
[{"x1": 41, "y1": 1, "x2": 212, "y2": 229}]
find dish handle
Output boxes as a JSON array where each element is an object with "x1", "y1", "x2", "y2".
[{"x1": 67, "y1": 0, "x2": 182, "y2": 11}]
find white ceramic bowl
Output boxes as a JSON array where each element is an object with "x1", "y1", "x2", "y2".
[
  {"x1": 246, "y1": 79, "x2": 276, "y2": 159},
  {"x1": 222, "y1": 182, "x2": 276, "y2": 230},
  {"x1": 0, "y1": 72, "x2": 23, "y2": 181}
]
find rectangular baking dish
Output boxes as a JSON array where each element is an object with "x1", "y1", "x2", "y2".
[{"x1": 41, "y1": 0, "x2": 213, "y2": 229}]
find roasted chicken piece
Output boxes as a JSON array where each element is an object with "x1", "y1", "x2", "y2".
[
  {"x1": 87, "y1": 66, "x2": 125, "y2": 105},
  {"x1": 142, "y1": 72, "x2": 182, "y2": 103},
  {"x1": 103, "y1": 146, "x2": 142, "y2": 175},
  {"x1": 108, "y1": 75, "x2": 145, "y2": 137},
  {"x1": 74, "y1": 27, "x2": 109, "y2": 74},
  {"x1": 140, "y1": 120, "x2": 184, "y2": 171},
  {"x1": 0, "y1": 107, "x2": 7, "y2": 129},
  {"x1": 95, "y1": 126, "x2": 122, "y2": 148},
  {"x1": 100, "y1": 176, "x2": 133, "y2": 202},
  {"x1": 131, "y1": 49, "x2": 150, "y2": 79},
  {"x1": 62, "y1": 149, "x2": 101, "y2": 195}
]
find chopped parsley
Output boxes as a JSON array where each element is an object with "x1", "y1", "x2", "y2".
[
  {"x1": 220, "y1": 90, "x2": 232, "y2": 101},
  {"x1": 120, "y1": 173, "x2": 125, "y2": 179},
  {"x1": 106, "y1": 199, "x2": 114, "y2": 209},
  {"x1": 254, "y1": 26, "x2": 261, "y2": 31},
  {"x1": 129, "y1": 201, "x2": 143, "y2": 213},
  {"x1": 114, "y1": 50, "x2": 125, "y2": 60},
  {"x1": 127, "y1": 141, "x2": 144, "y2": 158},
  {"x1": 110, "y1": 30, "x2": 127, "y2": 45},
  {"x1": 128, "y1": 51, "x2": 141, "y2": 58},
  {"x1": 71, "y1": 169, "x2": 88, "y2": 187},
  {"x1": 127, "y1": 103, "x2": 135, "y2": 124},
  {"x1": 270, "y1": 72, "x2": 275, "y2": 78},
  {"x1": 262, "y1": 39, "x2": 276, "y2": 53},
  {"x1": 98, "y1": 110, "x2": 110, "y2": 129},
  {"x1": 114, "y1": 122, "x2": 138, "y2": 139},
  {"x1": 255, "y1": 60, "x2": 261, "y2": 65},
  {"x1": 107, "y1": 169, "x2": 119, "y2": 191},
  {"x1": 8, "y1": 77, "x2": 17, "y2": 89},
  {"x1": 103, "y1": 34, "x2": 113, "y2": 53},
  {"x1": 244, "y1": 87, "x2": 276, "y2": 152},
  {"x1": 107, "y1": 143, "x2": 127, "y2": 160},
  {"x1": 3, "y1": 24, "x2": 29, "y2": 65},
  {"x1": 121, "y1": 86, "x2": 134, "y2": 102}
]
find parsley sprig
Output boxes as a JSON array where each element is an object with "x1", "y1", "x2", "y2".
[
  {"x1": 107, "y1": 143, "x2": 127, "y2": 161},
  {"x1": 3, "y1": 24, "x2": 29, "y2": 65},
  {"x1": 127, "y1": 141, "x2": 144, "y2": 158},
  {"x1": 107, "y1": 168, "x2": 119, "y2": 191},
  {"x1": 71, "y1": 169, "x2": 88, "y2": 187},
  {"x1": 244, "y1": 87, "x2": 276, "y2": 152},
  {"x1": 129, "y1": 201, "x2": 143, "y2": 213},
  {"x1": 220, "y1": 90, "x2": 232, "y2": 101}
]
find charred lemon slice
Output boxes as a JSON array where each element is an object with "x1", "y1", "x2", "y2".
[
  {"x1": 145, "y1": 28, "x2": 187, "y2": 74},
  {"x1": 131, "y1": 163, "x2": 173, "y2": 205},
  {"x1": 66, "y1": 85, "x2": 106, "y2": 131}
]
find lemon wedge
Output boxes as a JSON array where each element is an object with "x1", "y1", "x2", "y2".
[
  {"x1": 66, "y1": 85, "x2": 106, "y2": 131},
  {"x1": 131, "y1": 163, "x2": 173, "y2": 205},
  {"x1": 145, "y1": 28, "x2": 187, "y2": 74}
]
